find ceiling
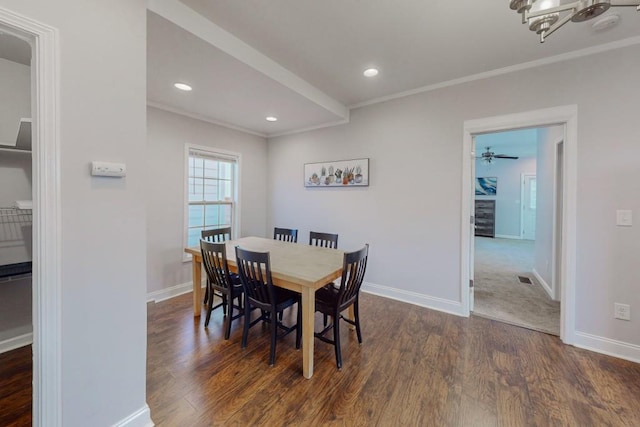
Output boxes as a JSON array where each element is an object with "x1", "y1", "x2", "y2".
[
  {"x1": 3, "y1": 2, "x2": 638, "y2": 137},
  {"x1": 147, "y1": 0, "x2": 640, "y2": 137}
]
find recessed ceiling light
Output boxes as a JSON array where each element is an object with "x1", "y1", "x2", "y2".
[
  {"x1": 363, "y1": 68, "x2": 379, "y2": 77},
  {"x1": 174, "y1": 82, "x2": 192, "y2": 91},
  {"x1": 266, "y1": 116, "x2": 278, "y2": 122}
]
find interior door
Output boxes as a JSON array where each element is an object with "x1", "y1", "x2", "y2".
[{"x1": 522, "y1": 174, "x2": 537, "y2": 240}]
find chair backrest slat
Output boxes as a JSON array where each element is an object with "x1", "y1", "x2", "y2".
[
  {"x1": 309, "y1": 231, "x2": 338, "y2": 249},
  {"x1": 202, "y1": 227, "x2": 232, "y2": 243},
  {"x1": 274, "y1": 227, "x2": 298, "y2": 243}
]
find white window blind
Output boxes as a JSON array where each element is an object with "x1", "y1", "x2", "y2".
[{"x1": 186, "y1": 148, "x2": 237, "y2": 248}]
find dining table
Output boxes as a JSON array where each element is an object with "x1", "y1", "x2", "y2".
[{"x1": 184, "y1": 236, "x2": 345, "y2": 379}]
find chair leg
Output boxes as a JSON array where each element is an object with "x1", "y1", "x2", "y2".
[
  {"x1": 224, "y1": 295, "x2": 233, "y2": 340},
  {"x1": 203, "y1": 281, "x2": 209, "y2": 305},
  {"x1": 269, "y1": 313, "x2": 277, "y2": 366},
  {"x1": 323, "y1": 313, "x2": 328, "y2": 327},
  {"x1": 222, "y1": 295, "x2": 228, "y2": 316},
  {"x1": 354, "y1": 300, "x2": 363, "y2": 344},
  {"x1": 204, "y1": 294, "x2": 213, "y2": 327},
  {"x1": 333, "y1": 309, "x2": 342, "y2": 369},
  {"x1": 242, "y1": 302, "x2": 251, "y2": 348}
]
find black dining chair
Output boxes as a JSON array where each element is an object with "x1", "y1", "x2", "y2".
[
  {"x1": 200, "y1": 240, "x2": 244, "y2": 339},
  {"x1": 201, "y1": 227, "x2": 232, "y2": 305},
  {"x1": 309, "y1": 231, "x2": 338, "y2": 249},
  {"x1": 273, "y1": 227, "x2": 298, "y2": 243},
  {"x1": 235, "y1": 246, "x2": 301, "y2": 366},
  {"x1": 314, "y1": 244, "x2": 369, "y2": 369}
]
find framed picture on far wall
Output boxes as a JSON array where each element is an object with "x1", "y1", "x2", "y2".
[
  {"x1": 304, "y1": 158, "x2": 369, "y2": 187},
  {"x1": 475, "y1": 177, "x2": 497, "y2": 196}
]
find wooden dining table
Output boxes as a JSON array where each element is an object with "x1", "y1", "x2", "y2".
[{"x1": 184, "y1": 236, "x2": 344, "y2": 379}]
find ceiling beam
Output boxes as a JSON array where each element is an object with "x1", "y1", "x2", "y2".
[{"x1": 147, "y1": 0, "x2": 349, "y2": 121}]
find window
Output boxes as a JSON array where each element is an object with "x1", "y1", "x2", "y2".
[{"x1": 185, "y1": 147, "x2": 238, "y2": 250}]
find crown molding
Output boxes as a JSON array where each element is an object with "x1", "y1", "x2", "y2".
[{"x1": 349, "y1": 36, "x2": 640, "y2": 110}]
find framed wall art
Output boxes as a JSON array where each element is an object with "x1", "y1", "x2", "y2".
[
  {"x1": 475, "y1": 177, "x2": 497, "y2": 196},
  {"x1": 304, "y1": 158, "x2": 369, "y2": 187}
]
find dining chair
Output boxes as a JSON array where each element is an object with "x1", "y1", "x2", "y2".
[
  {"x1": 273, "y1": 227, "x2": 298, "y2": 243},
  {"x1": 201, "y1": 227, "x2": 232, "y2": 305},
  {"x1": 235, "y1": 246, "x2": 301, "y2": 366},
  {"x1": 314, "y1": 244, "x2": 369, "y2": 369},
  {"x1": 309, "y1": 231, "x2": 338, "y2": 249},
  {"x1": 200, "y1": 240, "x2": 244, "y2": 339}
]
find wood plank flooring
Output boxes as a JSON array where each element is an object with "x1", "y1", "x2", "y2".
[
  {"x1": 1, "y1": 291, "x2": 639, "y2": 426},
  {"x1": 147, "y1": 292, "x2": 640, "y2": 426},
  {"x1": 0, "y1": 344, "x2": 31, "y2": 426}
]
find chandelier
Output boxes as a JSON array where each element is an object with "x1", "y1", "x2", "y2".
[{"x1": 510, "y1": 0, "x2": 640, "y2": 42}]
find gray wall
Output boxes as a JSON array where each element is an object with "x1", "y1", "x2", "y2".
[
  {"x1": 146, "y1": 107, "x2": 268, "y2": 294},
  {"x1": 0, "y1": 0, "x2": 149, "y2": 425},
  {"x1": 0, "y1": 58, "x2": 30, "y2": 145},
  {"x1": 267, "y1": 44, "x2": 640, "y2": 350},
  {"x1": 475, "y1": 156, "x2": 536, "y2": 238},
  {"x1": 534, "y1": 125, "x2": 564, "y2": 296}
]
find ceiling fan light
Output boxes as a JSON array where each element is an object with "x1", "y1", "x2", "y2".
[
  {"x1": 510, "y1": 0, "x2": 534, "y2": 14},
  {"x1": 571, "y1": 0, "x2": 611, "y2": 22},
  {"x1": 529, "y1": 13, "x2": 560, "y2": 33}
]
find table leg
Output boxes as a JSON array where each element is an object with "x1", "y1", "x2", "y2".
[
  {"x1": 301, "y1": 287, "x2": 315, "y2": 379},
  {"x1": 347, "y1": 306, "x2": 355, "y2": 330},
  {"x1": 192, "y1": 257, "x2": 202, "y2": 317}
]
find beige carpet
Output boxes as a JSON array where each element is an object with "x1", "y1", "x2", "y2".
[{"x1": 473, "y1": 237, "x2": 560, "y2": 336}]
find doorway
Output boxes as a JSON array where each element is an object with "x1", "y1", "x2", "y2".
[
  {"x1": 461, "y1": 105, "x2": 578, "y2": 345},
  {"x1": 0, "y1": 7, "x2": 62, "y2": 425}
]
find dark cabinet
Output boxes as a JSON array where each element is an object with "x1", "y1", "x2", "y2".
[{"x1": 475, "y1": 200, "x2": 495, "y2": 238}]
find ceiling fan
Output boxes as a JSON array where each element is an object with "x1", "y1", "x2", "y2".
[
  {"x1": 477, "y1": 147, "x2": 519, "y2": 164},
  {"x1": 510, "y1": 0, "x2": 640, "y2": 43}
]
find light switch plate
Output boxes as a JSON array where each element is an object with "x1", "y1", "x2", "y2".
[{"x1": 616, "y1": 210, "x2": 632, "y2": 227}]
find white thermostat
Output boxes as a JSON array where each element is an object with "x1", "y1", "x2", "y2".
[{"x1": 91, "y1": 161, "x2": 126, "y2": 177}]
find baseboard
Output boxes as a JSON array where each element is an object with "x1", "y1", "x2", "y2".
[
  {"x1": 0, "y1": 332, "x2": 32, "y2": 354},
  {"x1": 494, "y1": 234, "x2": 522, "y2": 240},
  {"x1": 531, "y1": 268, "x2": 553, "y2": 299},
  {"x1": 146, "y1": 281, "x2": 205, "y2": 303},
  {"x1": 112, "y1": 404, "x2": 154, "y2": 427},
  {"x1": 574, "y1": 331, "x2": 640, "y2": 364},
  {"x1": 362, "y1": 282, "x2": 464, "y2": 317}
]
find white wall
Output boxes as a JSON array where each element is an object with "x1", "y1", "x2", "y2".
[
  {"x1": 475, "y1": 157, "x2": 536, "y2": 238},
  {"x1": 0, "y1": 57, "x2": 30, "y2": 145},
  {"x1": 268, "y1": 44, "x2": 640, "y2": 353},
  {"x1": 146, "y1": 107, "x2": 268, "y2": 294},
  {"x1": 534, "y1": 125, "x2": 564, "y2": 295},
  {"x1": 0, "y1": 1, "x2": 149, "y2": 425}
]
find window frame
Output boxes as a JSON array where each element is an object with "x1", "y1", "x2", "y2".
[{"x1": 183, "y1": 143, "x2": 241, "y2": 261}]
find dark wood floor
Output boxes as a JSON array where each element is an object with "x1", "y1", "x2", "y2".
[
  {"x1": 147, "y1": 292, "x2": 640, "y2": 426},
  {"x1": 2, "y1": 291, "x2": 640, "y2": 426},
  {"x1": 0, "y1": 344, "x2": 31, "y2": 426}
]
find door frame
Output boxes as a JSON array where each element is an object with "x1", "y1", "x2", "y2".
[
  {"x1": 520, "y1": 173, "x2": 537, "y2": 240},
  {"x1": 461, "y1": 105, "x2": 577, "y2": 345},
  {"x1": 0, "y1": 7, "x2": 61, "y2": 426}
]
